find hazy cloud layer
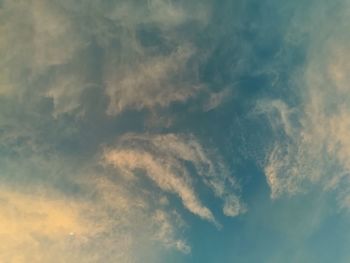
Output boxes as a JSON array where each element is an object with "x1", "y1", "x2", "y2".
[
  {"x1": 0, "y1": 0, "x2": 214, "y2": 117},
  {"x1": 0, "y1": 159, "x2": 191, "y2": 262},
  {"x1": 105, "y1": 45, "x2": 201, "y2": 115},
  {"x1": 3, "y1": 0, "x2": 350, "y2": 262},
  {"x1": 0, "y1": 0, "x2": 222, "y2": 261}
]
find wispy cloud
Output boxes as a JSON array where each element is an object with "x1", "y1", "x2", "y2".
[
  {"x1": 105, "y1": 45, "x2": 201, "y2": 115},
  {"x1": 103, "y1": 133, "x2": 245, "y2": 224},
  {"x1": 0, "y1": 0, "x2": 219, "y2": 118},
  {"x1": 0, "y1": 166, "x2": 190, "y2": 262},
  {"x1": 0, "y1": 1, "x2": 235, "y2": 261},
  {"x1": 259, "y1": 1, "x2": 350, "y2": 207},
  {"x1": 203, "y1": 88, "x2": 233, "y2": 112}
]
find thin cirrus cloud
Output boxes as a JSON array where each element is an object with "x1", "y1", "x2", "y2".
[
  {"x1": 0, "y1": 0, "x2": 213, "y2": 116},
  {"x1": 259, "y1": 1, "x2": 350, "y2": 208},
  {"x1": 104, "y1": 45, "x2": 201, "y2": 115},
  {"x1": 0, "y1": 0, "x2": 238, "y2": 261},
  {"x1": 103, "y1": 133, "x2": 245, "y2": 225},
  {"x1": 6, "y1": 0, "x2": 349, "y2": 261}
]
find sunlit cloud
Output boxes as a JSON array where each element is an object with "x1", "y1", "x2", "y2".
[
  {"x1": 0, "y1": 171, "x2": 190, "y2": 262},
  {"x1": 260, "y1": 2, "x2": 350, "y2": 208},
  {"x1": 103, "y1": 133, "x2": 245, "y2": 224},
  {"x1": 4, "y1": 0, "x2": 350, "y2": 261}
]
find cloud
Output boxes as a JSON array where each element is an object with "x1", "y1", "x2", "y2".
[
  {"x1": 203, "y1": 88, "x2": 233, "y2": 112},
  {"x1": 152, "y1": 210, "x2": 191, "y2": 254},
  {"x1": 0, "y1": 128, "x2": 190, "y2": 261},
  {"x1": 0, "y1": 0, "x2": 87, "y2": 116},
  {"x1": 0, "y1": 0, "x2": 247, "y2": 261},
  {"x1": 105, "y1": 45, "x2": 201, "y2": 115},
  {"x1": 103, "y1": 133, "x2": 245, "y2": 224},
  {"x1": 104, "y1": 148, "x2": 217, "y2": 223},
  {"x1": 0, "y1": 186, "x2": 90, "y2": 240},
  {"x1": 0, "y1": 1, "x2": 230, "y2": 260},
  {"x1": 254, "y1": 99, "x2": 296, "y2": 138},
  {"x1": 0, "y1": 185, "x2": 92, "y2": 262},
  {"x1": 0, "y1": 0, "x2": 215, "y2": 118},
  {"x1": 100, "y1": 0, "x2": 213, "y2": 115},
  {"x1": 87, "y1": 175, "x2": 191, "y2": 256},
  {"x1": 0, "y1": 169, "x2": 190, "y2": 262},
  {"x1": 259, "y1": 1, "x2": 350, "y2": 207}
]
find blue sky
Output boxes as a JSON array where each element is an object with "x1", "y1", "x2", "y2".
[{"x1": 1, "y1": 0, "x2": 350, "y2": 262}]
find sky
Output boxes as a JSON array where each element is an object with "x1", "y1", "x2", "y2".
[{"x1": 1, "y1": 0, "x2": 350, "y2": 262}]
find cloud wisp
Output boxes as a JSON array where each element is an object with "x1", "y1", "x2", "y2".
[
  {"x1": 0, "y1": 1, "x2": 238, "y2": 261},
  {"x1": 258, "y1": 1, "x2": 350, "y2": 208},
  {"x1": 0, "y1": 0, "x2": 215, "y2": 117},
  {"x1": 103, "y1": 133, "x2": 245, "y2": 226}
]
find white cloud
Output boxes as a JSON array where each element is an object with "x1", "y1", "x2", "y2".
[
  {"x1": 104, "y1": 148, "x2": 217, "y2": 223},
  {"x1": 260, "y1": 2, "x2": 350, "y2": 207},
  {"x1": 0, "y1": 167, "x2": 189, "y2": 262},
  {"x1": 0, "y1": 1, "x2": 239, "y2": 261},
  {"x1": 103, "y1": 133, "x2": 245, "y2": 224},
  {"x1": 152, "y1": 210, "x2": 191, "y2": 254}
]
